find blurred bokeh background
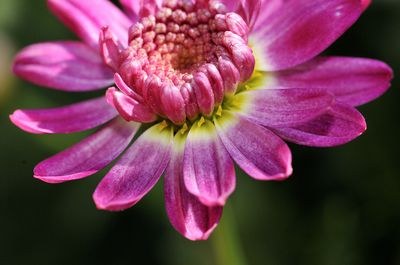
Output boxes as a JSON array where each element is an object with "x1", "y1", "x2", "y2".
[{"x1": 0, "y1": 1, "x2": 399, "y2": 264}]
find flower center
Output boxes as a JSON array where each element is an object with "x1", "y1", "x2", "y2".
[{"x1": 118, "y1": 0, "x2": 255, "y2": 125}]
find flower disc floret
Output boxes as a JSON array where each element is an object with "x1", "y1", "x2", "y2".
[{"x1": 116, "y1": 0, "x2": 255, "y2": 124}]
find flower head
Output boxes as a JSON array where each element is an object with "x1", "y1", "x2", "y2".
[{"x1": 10, "y1": 0, "x2": 393, "y2": 240}]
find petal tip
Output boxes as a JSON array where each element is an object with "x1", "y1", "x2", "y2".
[
  {"x1": 251, "y1": 167, "x2": 293, "y2": 182},
  {"x1": 93, "y1": 197, "x2": 127, "y2": 212},
  {"x1": 9, "y1": 111, "x2": 46, "y2": 134},
  {"x1": 378, "y1": 61, "x2": 394, "y2": 89},
  {"x1": 279, "y1": 165, "x2": 294, "y2": 181},
  {"x1": 384, "y1": 64, "x2": 394, "y2": 87},
  {"x1": 184, "y1": 228, "x2": 217, "y2": 241},
  {"x1": 12, "y1": 57, "x2": 22, "y2": 77},
  {"x1": 92, "y1": 191, "x2": 138, "y2": 212},
  {"x1": 359, "y1": 117, "x2": 367, "y2": 136},
  {"x1": 33, "y1": 167, "x2": 97, "y2": 184},
  {"x1": 93, "y1": 192, "x2": 113, "y2": 211},
  {"x1": 33, "y1": 174, "x2": 65, "y2": 184},
  {"x1": 361, "y1": 0, "x2": 372, "y2": 11},
  {"x1": 33, "y1": 164, "x2": 78, "y2": 184}
]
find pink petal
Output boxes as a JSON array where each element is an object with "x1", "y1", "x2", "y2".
[
  {"x1": 233, "y1": 88, "x2": 334, "y2": 128},
  {"x1": 217, "y1": 0, "x2": 240, "y2": 12},
  {"x1": 215, "y1": 111, "x2": 292, "y2": 181},
  {"x1": 252, "y1": 0, "x2": 284, "y2": 32},
  {"x1": 272, "y1": 103, "x2": 367, "y2": 147},
  {"x1": 161, "y1": 84, "x2": 186, "y2": 125},
  {"x1": 361, "y1": 0, "x2": 371, "y2": 11},
  {"x1": 119, "y1": 0, "x2": 140, "y2": 22},
  {"x1": 10, "y1": 96, "x2": 117, "y2": 134},
  {"x1": 183, "y1": 119, "x2": 236, "y2": 207},
  {"x1": 34, "y1": 118, "x2": 139, "y2": 183},
  {"x1": 114, "y1": 73, "x2": 143, "y2": 102},
  {"x1": 236, "y1": 0, "x2": 261, "y2": 30},
  {"x1": 48, "y1": 0, "x2": 131, "y2": 48},
  {"x1": 193, "y1": 72, "x2": 215, "y2": 116},
  {"x1": 272, "y1": 56, "x2": 393, "y2": 106},
  {"x1": 106, "y1": 87, "x2": 157, "y2": 123},
  {"x1": 251, "y1": 0, "x2": 362, "y2": 71},
  {"x1": 13, "y1": 41, "x2": 114, "y2": 91},
  {"x1": 165, "y1": 133, "x2": 222, "y2": 241},
  {"x1": 99, "y1": 27, "x2": 122, "y2": 72},
  {"x1": 93, "y1": 123, "x2": 173, "y2": 211}
]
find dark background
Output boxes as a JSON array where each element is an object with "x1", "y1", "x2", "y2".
[{"x1": 0, "y1": 1, "x2": 399, "y2": 264}]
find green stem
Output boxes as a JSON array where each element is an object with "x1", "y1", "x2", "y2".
[{"x1": 212, "y1": 203, "x2": 248, "y2": 265}]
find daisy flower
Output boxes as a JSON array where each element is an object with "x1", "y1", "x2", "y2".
[{"x1": 11, "y1": 0, "x2": 392, "y2": 240}]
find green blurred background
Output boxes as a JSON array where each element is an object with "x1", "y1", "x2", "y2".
[{"x1": 0, "y1": 1, "x2": 399, "y2": 264}]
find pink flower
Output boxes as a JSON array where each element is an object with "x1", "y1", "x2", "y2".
[{"x1": 10, "y1": 0, "x2": 392, "y2": 240}]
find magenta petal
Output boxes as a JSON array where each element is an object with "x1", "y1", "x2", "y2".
[
  {"x1": 114, "y1": 73, "x2": 143, "y2": 102},
  {"x1": 193, "y1": 72, "x2": 215, "y2": 116},
  {"x1": 34, "y1": 118, "x2": 139, "y2": 183},
  {"x1": 10, "y1": 96, "x2": 117, "y2": 134},
  {"x1": 93, "y1": 123, "x2": 173, "y2": 211},
  {"x1": 107, "y1": 87, "x2": 157, "y2": 123},
  {"x1": 233, "y1": 88, "x2": 334, "y2": 128},
  {"x1": 161, "y1": 84, "x2": 186, "y2": 125},
  {"x1": 13, "y1": 41, "x2": 114, "y2": 91},
  {"x1": 183, "y1": 119, "x2": 236, "y2": 207},
  {"x1": 215, "y1": 111, "x2": 292, "y2": 181},
  {"x1": 272, "y1": 103, "x2": 367, "y2": 147},
  {"x1": 272, "y1": 56, "x2": 393, "y2": 106},
  {"x1": 99, "y1": 27, "x2": 122, "y2": 72},
  {"x1": 165, "y1": 133, "x2": 222, "y2": 241},
  {"x1": 361, "y1": 0, "x2": 371, "y2": 11},
  {"x1": 236, "y1": 0, "x2": 261, "y2": 30},
  {"x1": 251, "y1": 0, "x2": 362, "y2": 71},
  {"x1": 119, "y1": 0, "x2": 140, "y2": 22},
  {"x1": 252, "y1": 0, "x2": 284, "y2": 32},
  {"x1": 48, "y1": 0, "x2": 131, "y2": 48},
  {"x1": 219, "y1": 0, "x2": 240, "y2": 12}
]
